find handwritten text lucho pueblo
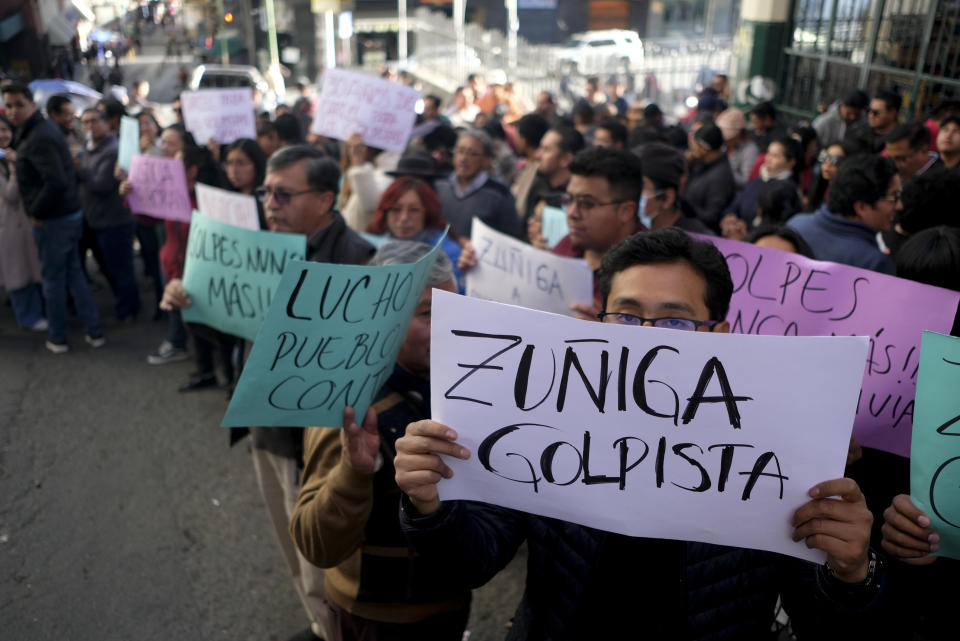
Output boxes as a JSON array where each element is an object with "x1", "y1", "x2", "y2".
[{"x1": 433, "y1": 291, "x2": 869, "y2": 560}]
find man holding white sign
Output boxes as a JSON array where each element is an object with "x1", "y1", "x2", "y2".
[{"x1": 396, "y1": 229, "x2": 885, "y2": 639}]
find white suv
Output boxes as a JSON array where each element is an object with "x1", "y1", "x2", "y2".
[{"x1": 558, "y1": 30, "x2": 645, "y2": 76}]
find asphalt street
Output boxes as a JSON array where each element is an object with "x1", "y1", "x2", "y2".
[{"x1": 0, "y1": 269, "x2": 523, "y2": 640}]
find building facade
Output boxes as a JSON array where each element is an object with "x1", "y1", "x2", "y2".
[{"x1": 779, "y1": 0, "x2": 960, "y2": 120}]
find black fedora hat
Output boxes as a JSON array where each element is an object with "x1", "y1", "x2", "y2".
[{"x1": 386, "y1": 152, "x2": 449, "y2": 180}]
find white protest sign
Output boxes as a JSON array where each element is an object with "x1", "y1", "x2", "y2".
[
  {"x1": 195, "y1": 183, "x2": 260, "y2": 231},
  {"x1": 432, "y1": 291, "x2": 869, "y2": 562},
  {"x1": 466, "y1": 218, "x2": 593, "y2": 317},
  {"x1": 181, "y1": 88, "x2": 257, "y2": 144},
  {"x1": 310, "y1": 68, "x2": 420, "y2": 153}
]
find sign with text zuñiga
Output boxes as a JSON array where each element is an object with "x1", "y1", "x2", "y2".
[
  {"x1": 222, "y1": 237, "x2": 444, "y2": 428},
  {"x1": 195, "y1": 183, "x2": 260, "y2": 231},
  {"x1": 180, "y1": 212, "x2": 305, "y2": 341},
  {"x1": 697, "y1": 235, "x2": 960, "y2": 458},
  {"x1": 433, "y1": 291, "x2": 869, "y2": 561},
  {"x1": 310, "y1": 68, "x2": 420, "y2": 153},
  {"x1": 127, "y1": 155, "x2": 192, "y2": 222},
  {"x1": 181, "y1": 88, "x2": 257, "y2": 144},
  {"x1": 911, "y1": 331, "x2": 960, "y2": 560},
  {"x1": 467, "y1": 218, "x2": 593, "y2": 317}
]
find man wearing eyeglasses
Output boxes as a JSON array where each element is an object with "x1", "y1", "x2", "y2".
[
  {"x1": 161, "y1": 145, "x2": 374, "y2": 641},
  {"x1": 394, "y1": 228, "x2": 883, "y2": 641},
  {"x1": 552, "y1": 146, "x2": 644, "y2": 320},
  {"x1": 787, "y1": 154, "x2": 898, "y2": 274},
  {"x1": 435, "y1": 129, "x2": 523, "y2": 240}
]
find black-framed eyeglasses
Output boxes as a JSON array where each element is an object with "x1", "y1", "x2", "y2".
[
  {"x1": 561, "y1": 193, "x2": 628, "y2": 212},
  {"x1": 597, "y1": 312, "x2": 718, "y2": 331},
  {"x1": 255, "y1": 186, "x2": 316, "y2": 205},
  {"x1": 868, "y1": 109, "x2": 883, "y2": 116}
]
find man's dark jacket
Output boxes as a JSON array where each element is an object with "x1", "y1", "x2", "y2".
[
  {"x1": 76, "y1": 133, "x2": 130, "y2": 229},
  {"x1": 13, "y1": 110, "x2": 80, "y2": 221},
  {"x1": 248, "y1": 211, "x2": 375, "y2": 460},
  {"x1": 401, "y1": 500, "x2": 888, "y2": 641},
  {"x1": 684, "y1": 155, "x2": 736, "y2": 231}
]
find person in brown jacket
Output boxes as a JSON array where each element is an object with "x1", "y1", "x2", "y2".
[{"x1": 290, "y1": 241, "x2": 469, "y2": 641}]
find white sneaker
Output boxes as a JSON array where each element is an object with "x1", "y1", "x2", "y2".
[
  {"x1": 28, "y1": 319, "x2": 49, "y2": 332},
  {"x1": 45, "y1": 340, "x2": 69, "y2": 354},
  {"x1": 147, "y1": 340, "x2": 189, "y2": 365},
  {"x1": 85, "y1": 334, "x2": 106, "y2": 348}
]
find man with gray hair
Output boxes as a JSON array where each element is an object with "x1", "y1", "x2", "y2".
[
  {"x1": 289, "y1": 241, "x2": 472, "y2": 640},
  {"x1": 160, "y1": 144, "x2": 374, "y2": 641},
  {"x1": 435, "y1": 128, "x2": 523, "y2": 239}
]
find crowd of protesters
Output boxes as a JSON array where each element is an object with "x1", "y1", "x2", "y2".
[{"x1": 2, "y1": 65, "x2": 959, "y2": 641}]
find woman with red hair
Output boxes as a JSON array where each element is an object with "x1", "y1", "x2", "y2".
[{"x1": 367, "y1": 176, "x2": 466, "y2": 291}]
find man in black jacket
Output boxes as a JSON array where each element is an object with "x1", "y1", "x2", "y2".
[
  {"x1": 2, "y1": 84, "x2": 103, "y2": 353},
  {"x1": 394, "y1": 229, "x2": 886, "y2": 641},
  {"x1": 160, "y1": 145, "x2": 374, "y2": 641},
  {"x1": 77, "y1": 108, "x2": 141, "y2": 321}
]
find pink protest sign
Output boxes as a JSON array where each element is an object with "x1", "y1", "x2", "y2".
[
  {"x1": 698, "y1": 235, "x2": 960, "y2": 457},
  {"x1": 127, "y1": 155, "x2": 192, "y2": 222},
  {"x1": 310, "y1": 69, "x2": 420, "y2": 153}
]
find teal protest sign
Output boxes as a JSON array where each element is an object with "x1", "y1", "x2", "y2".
[
  {"x1": 911, "y1": 330, "x2": 960, "y2": 560},
  {"x1": 541, "y1": 205, "x2": 569, "y2": 248},
  {"x1": 181, "y1": 212, "x2": 306, "y2": 341},
  {"x1": 118, "y1": 116, "x2": 139, "y2": 171},
  {"x1": 222, "y1": 236, "x2": 445, "y2": 428}
]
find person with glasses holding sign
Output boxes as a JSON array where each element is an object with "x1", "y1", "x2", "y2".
[
  {"x1": 394, "y1": 228, "x2": 885, "y2": 641},
  {"x1": 434, "y1": 129, "x2": 523, "y2": 241},
  {"x1": 161, "y1": 145, "x2": 375, "y2": 641}
]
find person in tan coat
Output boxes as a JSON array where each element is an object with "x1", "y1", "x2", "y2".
[
  {"x1": 0, "y1": 114, "x2": 45, "y2": 330},
  {"x1": 290, "y1": 242, "x2": 469, "y2": 641}
]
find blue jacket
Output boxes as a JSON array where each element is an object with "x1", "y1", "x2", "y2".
[
  {"x1": 787, "y1": 206, "x2": 894, "y2": 274},
  {"x1": 401, "y1": 499, "x2": 888, "y2": 641}
]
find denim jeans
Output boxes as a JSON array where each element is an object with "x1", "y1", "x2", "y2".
[
  {"x1": 136, "y1": 221, "x2": 163, "y2": 309},
  {"x1": 95, "y1": 222, "x2": 141, "y2": 319},
  {"x1": 32, "y1": 211, "x2": 102, "y2": 343}
]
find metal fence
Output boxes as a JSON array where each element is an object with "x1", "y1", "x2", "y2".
[
  {"x1": 782, "y1": 0, "x2": 960, "y2": 120},
  {"x1": 390, "y1": 7, "x2": 732, "y2": 117}
]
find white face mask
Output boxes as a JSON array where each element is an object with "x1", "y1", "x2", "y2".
[
  {"x1": 638, "y1": 193, "x2": 652, "y2": 229},
  {"x1": 85, "y1": 130, "x2": 94, "y2": 150}
]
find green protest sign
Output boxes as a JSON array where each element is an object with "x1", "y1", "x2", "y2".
[
  {"x1": 181, "y1": 211, "x2": 306, "y2": 341},
  {"x1": 911, "y1": 330, "x2": 960, "y2": 560},
  {"x1": 221, "y1": 236, "x2": 444, "y2": 428}
]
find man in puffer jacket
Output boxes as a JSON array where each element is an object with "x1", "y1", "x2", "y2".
[{"x1": 395, "y1": 228, "x2": 888, "y2": 641}]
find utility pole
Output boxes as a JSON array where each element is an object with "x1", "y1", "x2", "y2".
[{"x1": 398, "y1": 0, "x2": 408, "y2": 68}]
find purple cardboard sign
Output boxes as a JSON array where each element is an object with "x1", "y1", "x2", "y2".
[
  {"x1": 127, "y1": 155, "x2": 192, "y2": 222},
  {"x1": 696, "y1": 235, "x2": 960, "y2": 457}
]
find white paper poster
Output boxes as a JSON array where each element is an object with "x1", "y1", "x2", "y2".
[
  {"x1": 195, "y1": 183, "x2": 260, "y2": 231},
  {"x1": 432, "y1": 290, "x2": 869, "y2": 562},
  {"x1": 310, "y1": 69, "x2": 420, "y2": 153},
  {"x1": 181, "y1": 88, "x2": 257, "y2": 144},
  {"x1": 466, "y1": 218, "x2": 594, "y2": 317}
]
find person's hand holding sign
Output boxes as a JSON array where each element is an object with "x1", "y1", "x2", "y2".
[
  {"x1": 340, "y1": 406, "x2": 380, "y2": 474},
  {"x1": 791, "y1": 478, "x2": 874, "y2": 582},
  {"x1": 395, "y1": 420, "x2": 470, "y2": 515},
  {"x1": 881, "y1": 494, "x2": 940, "y2": 565},
  {"x1": 159, "y1": 278, "x2": 190, "y2": 311}
]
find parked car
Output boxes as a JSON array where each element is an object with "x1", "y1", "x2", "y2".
[
  {"x1": 188, "y1": 64, "x2": 283, "y2": 112},
  {"x1": 558, "y1": 29, "x2": 645, "y2": 76}
]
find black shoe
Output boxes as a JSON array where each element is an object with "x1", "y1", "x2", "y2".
[{"x1": 178, "y1": 373, "x2": 218, "y2": 392}]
